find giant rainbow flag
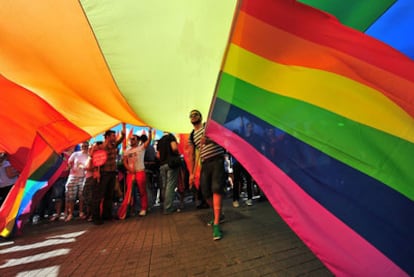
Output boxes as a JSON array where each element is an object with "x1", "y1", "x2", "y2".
[
  {"x1": 0, "y1": 0, "x2": 414, "y2": 275},
  {"x1": 207, "y1": 0, "x2": 414, "y2": 276}
]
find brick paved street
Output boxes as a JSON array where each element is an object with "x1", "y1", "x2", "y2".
[{"x1": 0, "y1": 198, "x2": 332, "y2": 276}]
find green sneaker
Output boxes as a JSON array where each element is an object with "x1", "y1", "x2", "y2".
[
  {"x1": 207, "y1": 214, "x2": 225, "y2": 226},
  {"x1": 213, "y1": 224, "x2": 222, "y2": 241}
]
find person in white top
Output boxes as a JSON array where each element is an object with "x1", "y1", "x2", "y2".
[
  {"x1": 64, "y1": 142, "x2": 89, "y2": 221},
  {"x1": 123, "y1": 128, "x2": 152, "y2": 217}
]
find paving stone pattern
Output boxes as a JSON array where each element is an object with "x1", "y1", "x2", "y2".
[{"x1": 0, "y1": 199, "x2": 333, "y2": 276}]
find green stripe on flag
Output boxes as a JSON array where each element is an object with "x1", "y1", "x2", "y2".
[
  {"x1": 217, "y1": 72, "x2": 414, "y2": 200},
  {"x1": 298, "y1": 0, "x2": 397, "y2": 31}
]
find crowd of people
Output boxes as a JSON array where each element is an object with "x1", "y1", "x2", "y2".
[{"x1": 2, "y1": 109, "x2": 271, "y2": 241}]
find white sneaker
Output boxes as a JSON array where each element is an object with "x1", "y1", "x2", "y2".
[
  {"x1": 232, "y1": 201, "x2": 239, "y2": 208},
  {"x1": 32, "y1": 215, "x2": 40, "y2": 225},
  {"x1": 246, "y1": 199, "x2": 253, "y2": 206},
  {"x1": 139, "y1": 210, "x2": 146, "y2": 217}
]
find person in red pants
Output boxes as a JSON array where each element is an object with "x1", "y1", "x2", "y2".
[{"x1": 121, "y1": 128, "x2": 153, "y2": 217}]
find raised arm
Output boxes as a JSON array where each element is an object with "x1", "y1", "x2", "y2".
[
  {"x1": 116, "y1": 129, "x2": 126, "y2": 146},
  {"x1": 143, "y1": 127, "x2": 153, "y2": 149}
]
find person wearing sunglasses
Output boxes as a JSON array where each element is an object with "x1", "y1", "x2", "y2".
[
  {"x1": 64, "y1": 141, "x2": 89, "y2": 222},
  {"x1": 122, "y1": 129, "x2": 153, "y2": 217},
  {"x1": 187, "y1": 109, "x2": 226, "y2": 241}
]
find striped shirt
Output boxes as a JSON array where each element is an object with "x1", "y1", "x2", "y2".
[{"x1": 191, "y1": 125, "x2": 225, "y2": 162}]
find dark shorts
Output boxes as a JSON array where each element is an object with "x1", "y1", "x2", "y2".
[
  {"x1": 50, "y1": 177, "x2": 67, "y2": 201},
  {"x1": 200, "y1": 156, "x2": 225, "y2": 199},
  {"x1": 83, "y1": 176, "x2": 95, "y2": 207}
]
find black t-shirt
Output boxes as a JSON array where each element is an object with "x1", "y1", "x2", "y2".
[{"x1": 157, "y1": 133, "x2": 177, "y2": 164}]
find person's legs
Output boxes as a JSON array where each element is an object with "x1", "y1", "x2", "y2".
[
  {"x1": 68, "y1": 176, "x2": 84, "y2": 219},
  {"x1": 65, "y1": 176, "x2": 77, "y2": 222},
  {"x1": 232, "y1": 163, "x2": 241, "y2": 207},
  {"x1": 177, "y1": 167, "x2": 185, "y2": 210},
  {"x1": 145, "y1": 169, "x2": 154, "y2": 209},
  {"x1": 136, "y1": 171, "x2": 147, "y2": 215},
  {"x1": 83, "y1": 177, "x2": 94, "y2": 220},
  {"x1": 200, "y1": 163, "x2": 212, "y2": 208},
  {"x1": 213, "y1": 193, "x2": 222, "y2": 225},
  {"x1": 159, "y1": 164, "x2": 168, "y2": 211},
  {"x1": 211, "y1": 158, "x2": 225, "y2": 222},
  {"x1": 163, "y1": 165, "x2": 178, "y2": 214},
  {"x1": 245, "y1": 172, "x2": 253, "y2": 206},
  {"x1": 65, "y1": 200, "x2": 74, "y2": 221},
  {"x1": 101, "y1": 172, "x2": 116, "y2": 220},
  {"x1": 159, "y1": 165, "x2": 168, "y2": 207},
  {"x1": 240, "y1": 165, "x2": 253, "y2": 206},
  {"x1": 200, "y1": 160, "x2": 223, "y2": 224},
  {"x1": 210, "y1": 157, "x2": 225, "y2": 240},
  {"x1": 32, "y1": 189, "x2": 49, "y2": 223},
  {"x1": 92, "y1": 178, "x2": 104, "y2": 224},
  {"x1": 78, "y1": 177, "x2": 85, "y2": 218},
  {"x1": 196, "y1": 190, "x2": 209, "y2": 209},
  {"x1": 117, "y1": 173, "x2": 135, "y2": 219},
  {"x1": 49, "y1": 178, "x2": 64, "y2": 222},
  {"x1": 153, "y1": 168, "x2": 161, "y2": 205},
  {"x1": 49, "y1": 199, "x2": 63, "y2": 222}
]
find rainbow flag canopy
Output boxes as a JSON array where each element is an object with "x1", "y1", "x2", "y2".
[
  {"x1": 1, "y1": 1, "x2": 414, "y2": 276},
  {"x1": 0, "y1": 0, "x2": 238, "y2": 240}
]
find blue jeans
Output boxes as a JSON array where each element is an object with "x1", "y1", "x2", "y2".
[{"x1": 159, "y1": 163, "x2": 178, "y2": 213}]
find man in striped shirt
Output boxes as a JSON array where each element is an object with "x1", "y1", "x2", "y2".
[{"x1": 188, "y1": 110, "x2": 225, "y2": 241}]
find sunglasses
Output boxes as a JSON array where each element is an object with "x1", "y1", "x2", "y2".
[{"x1": 189, "y1": 113, "x2": 200, "y2": 118}]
